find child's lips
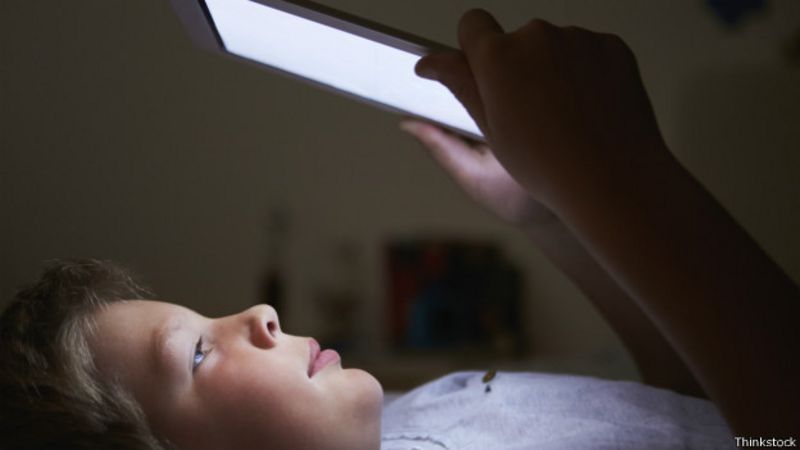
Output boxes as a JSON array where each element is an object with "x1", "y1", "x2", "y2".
[{"x1": 307, "y1": 338, "x2": 340, "y2": 377}]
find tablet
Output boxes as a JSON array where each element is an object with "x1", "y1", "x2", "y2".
[{"x1": 170, "y1": 0, "x2": 484, "y2": 140}]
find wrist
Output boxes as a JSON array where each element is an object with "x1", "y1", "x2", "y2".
[{"x1": 544, "y1": 141, "x2": 682, "y2": 218}]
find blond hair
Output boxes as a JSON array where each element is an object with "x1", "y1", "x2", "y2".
[{"x1": 0, "y1": 259, "x2": 174, "y2": 450}]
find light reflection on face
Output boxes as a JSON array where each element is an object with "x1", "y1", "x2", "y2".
[{"x1": 89, "y1": 300, "x2": 382, "y2": 450}]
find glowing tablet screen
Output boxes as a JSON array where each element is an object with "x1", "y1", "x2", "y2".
[{"x1": 203, "y1": 0, "x2": 482, "y2": 138}]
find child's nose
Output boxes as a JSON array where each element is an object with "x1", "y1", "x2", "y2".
[{"x1": 244, "y1": 304, "x2": 280, "y2": 348}]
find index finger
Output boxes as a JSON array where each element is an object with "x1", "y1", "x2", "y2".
[{"x1": 458, "y1": 9, "x2": 505, "y2": 55}]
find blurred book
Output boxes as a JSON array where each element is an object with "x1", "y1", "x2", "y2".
[{"x1": 385, "y1": 239, "x2": 528, "y2": 357}]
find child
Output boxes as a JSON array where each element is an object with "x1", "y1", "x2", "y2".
[{"x1": 2, "y1": 9, "x2": 797, "y2": 450}]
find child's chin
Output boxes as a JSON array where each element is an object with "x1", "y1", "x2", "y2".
[
  {"x1": 346, "y1": 368, "x2": 384, "y2": 394},
  {"x1": 341, "y1": 368, "x2": 384, "y2": 412}
]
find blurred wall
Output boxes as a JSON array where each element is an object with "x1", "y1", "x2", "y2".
[{"x1": 2, "y1": 1, "x2": 798, "y2": 377}]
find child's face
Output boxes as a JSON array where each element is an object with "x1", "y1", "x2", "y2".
[{"x1": 88, "y1": 300, "x2": 382, "y2": 450}]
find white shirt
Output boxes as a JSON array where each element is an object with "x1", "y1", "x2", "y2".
[{"x1": 381, "y1": 371, "x2": 734, "y2": 450}]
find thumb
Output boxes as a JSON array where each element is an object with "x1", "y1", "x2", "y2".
[{"x1": 415, "y1": 52, "x2": 489, "y2": 136}]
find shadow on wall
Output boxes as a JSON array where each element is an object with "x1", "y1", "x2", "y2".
[{"x1": 673, "y1": 64, "x2": 800, "y2": 281}]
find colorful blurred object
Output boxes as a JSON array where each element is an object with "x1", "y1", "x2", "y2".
[{"x1": 385, "y1": 239, "x2": 527, "y2": 357}]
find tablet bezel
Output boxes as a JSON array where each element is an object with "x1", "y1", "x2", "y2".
[{"x1": 168, "y1": 0, "x2": 484, "y2": 141}]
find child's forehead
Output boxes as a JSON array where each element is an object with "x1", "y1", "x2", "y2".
[
  {"x1": 103, "y1": 299, "x2": 192, "y2": 316},
  {"x1": 90, "y1": 301, "x2": 196, "y2": 378},
  {"x1": 91, "y1": 300, "x2": 193, "y2": 339}
]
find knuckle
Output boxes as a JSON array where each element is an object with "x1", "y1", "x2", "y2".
[
  {"x1": 525, "y1": 18, "x2": 553, "y2": 32},
  {"x1": 603, "y1": 33, "x2": 632, "y2": 53},
  {"x1": 603, "y1": 33, "x2": 637, "y2": 64},
  {"x1": 513, "y1": 18, "x2": 560, "y2": 50},
  {"x1": 562, "y1": 25, "x2": 592, "y2": 40},
  {"x1": 519, "y1": 18, "x2": 558, "y2": 40}
]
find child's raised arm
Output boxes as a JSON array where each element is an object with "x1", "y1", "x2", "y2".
[
  {"x1": 415, "y1": 9, "x2": 800, "y2": 437},
  {"x1": 400, "y1": 119, "x2": 707, "y2": 398}
]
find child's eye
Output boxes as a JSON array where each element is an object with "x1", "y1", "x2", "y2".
[{"x1": 192, "y1": 337, "x2": 210, "y2": 373}]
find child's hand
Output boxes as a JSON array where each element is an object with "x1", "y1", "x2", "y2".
[
  {"x1": 400, "y1": 118, "x2": 557, "y2": 228},
  {"x1": 415, "y1": 10, "x2": 669, "y2": 208}
]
